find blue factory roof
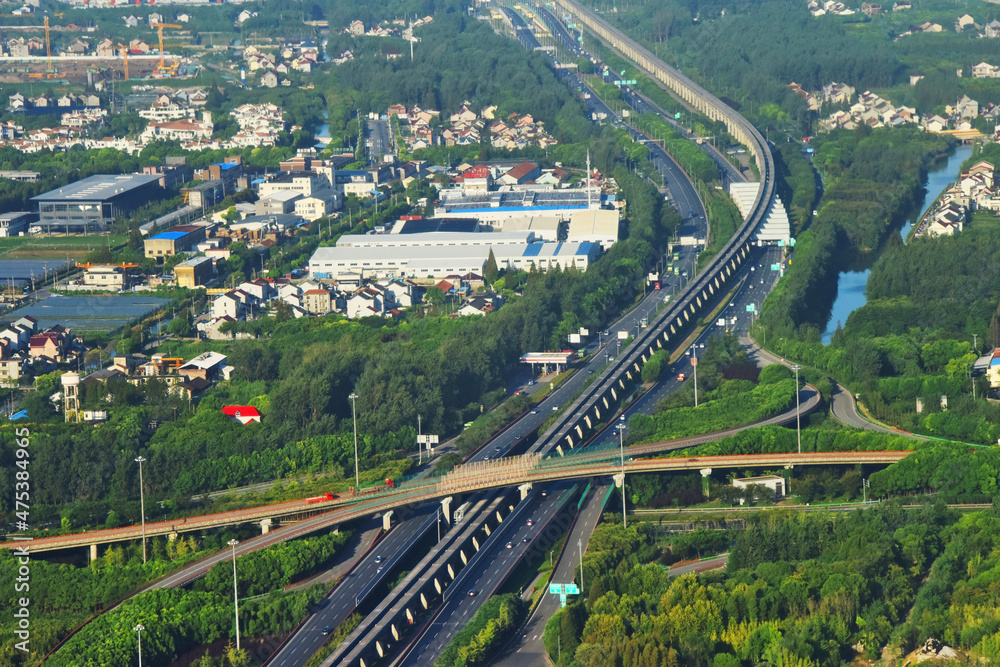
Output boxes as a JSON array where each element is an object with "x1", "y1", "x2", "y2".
[{"x1": 150, "y1": 231, "x2": 189, "y2": 241}]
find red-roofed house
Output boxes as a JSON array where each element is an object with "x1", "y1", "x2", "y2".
[
  {"x1": 223, "y1": 405, "x2": 261, "y2": 424},
  {"x1": 29, "y1": 332, "x2": 64, "y2": 361},
  {"x1": 497, "y1": 161, "x2": 540, "y2": 186}
]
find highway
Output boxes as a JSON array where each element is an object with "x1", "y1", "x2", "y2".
[
  {"x1": 393, "y1": 484, "x2": 579, "y2": 664},
  {"x1": 263, "y1": 505, "x2": 437, "y2": 667},
  {"x1": 492, "y1": 482, "x2": 610, "y2": 667}
]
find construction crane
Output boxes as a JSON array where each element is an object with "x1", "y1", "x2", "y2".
[
  {"x1": 149, "y1": 22, "x2": 182, "y2": 70},
  {"x1": 43, "y1": 15, "x2": 52, "y2": 72},
  {"x1": 118, "y1": 43, "x2": 129, "y2": 80}
]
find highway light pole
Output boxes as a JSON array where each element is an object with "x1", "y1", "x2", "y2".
[
  {"x1": 134, "y1": 624, "x2": 144, "y2": 667},
  {"x1": 792, "y1": 364, "x2": 802, "y2": 454},
  {"x1": 862, "y1": 478, "x2": 870, "y2": 504},
  {"x1": 350, "y1": 392, "x2": 360, "y2": 488},
  {"x1": 228, "y1": 539, "x2": 241, "y2": 650},
  {"x1": 692, "y1": 348, "x2": 698, "y2": 408},
  {"x1": 617, "y1": 423, "x2": 627, "y2": 529},
  {"x1": 135, "y1": 456, "x2": 146, "y2": 564},
  {"x1": 578, "y1": 538, "x2": 584, "y2": 593}
]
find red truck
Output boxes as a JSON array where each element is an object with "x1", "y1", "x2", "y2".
[
  {"x1": 306, "y1": 492, "x2": 338, "y2": 504},
  {"x1": 349, "y1": 479, "x2": 397, "y2": 497}
]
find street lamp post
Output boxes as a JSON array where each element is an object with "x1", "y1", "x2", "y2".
[
  {"x1": 349, "y1": 392, "x2": 360, "y2": 488},
  {"x1": 862, "y1": 478, "x2": 870, "y2": 504},
  {"x1": 692, "y1": 347, "x2": 699, "y2": 408},
  {"x1": 134, "y1": 624, "x2": 144, "y2": 667},
  {"x1": 792, "y1": 364, "x2": 802, "y2": 454},
  {"x1": 617, "y1": 423, "x2": 627, "y2": 529},
  {"x1": 228, "y1": 539, "x2": 241, "y2": 649},
  {"x1": 578, "y1": 538, "x2": 584, "y2": 593},
  {"x1": 134, "y1": 456, "x2": 146, "y2": 564}
]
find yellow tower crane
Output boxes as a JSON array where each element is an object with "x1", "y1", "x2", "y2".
[
  {"x1": 150, "y1": 22, "x2": 182, "y2": 70},
  {"x1": 43, "y1": 15, "x2": 52, "y2": 72},
  {"x1": 118, "y1": 44, "x2": 129, "y2": 80}
]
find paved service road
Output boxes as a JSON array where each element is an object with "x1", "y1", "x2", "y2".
[{"x1": 366, "y1": 119, "x2": 392, "y2": 159}]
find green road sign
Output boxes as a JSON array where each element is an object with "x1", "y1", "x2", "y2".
[
  {"x1": 746, "y1": 304, "x2": 756, "y2": 312},
  {"x1": 549, "y1": 583, "x2": 562, "y2": 594},
  {"x1": 771, "y1": 263, "x2": 780, "y2": 271},
  {"x1": 565, "y1": 584, "x2": 579, "y2": 594}
]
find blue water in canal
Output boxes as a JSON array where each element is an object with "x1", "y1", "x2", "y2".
[{"x1": 820, "y1": 144, "x2": 973, "y2": 344}]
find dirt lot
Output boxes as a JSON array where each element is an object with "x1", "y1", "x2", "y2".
[{"x1": 0, "y1": 57, "x2": 169, "y2": 84}]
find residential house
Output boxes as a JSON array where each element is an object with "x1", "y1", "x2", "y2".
[
  {"x1": 96, "y1": 38, "x2": 116, "y2": 58},
  {"x1": 237, "y1": 279, "x2": 273, "y2": 302},
  {"x1": 65, "y1": 39, "x2": 89, "y2": 55},
  {"x1": 212, "y1": 292, "x2": 246, "y2": 319},
  {"x1": 28, "y1": 331, "x2": 64, "y2": 361},
  {"x1": 955, "y1": 13, "x2": 976, "y2": 31},
  {"x1": 223, "y1": 405, "x2": 261, "y2": 424},
  {"x1": 301, "y1": 288, "x2": 332, "y2": 314},
  {"x1": 260, "y1": 71, "x2": 278, "y2": 89},
  {"x1": 178, "y1": 351, "x2": 229, "y2": 381},
  {"x1": 0, "y1": 357, "x2": 24, "y2": 385}
]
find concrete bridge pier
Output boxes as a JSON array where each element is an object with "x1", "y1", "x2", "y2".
[
  {"x1": 613, "y1": 473, "x2": 625, "y2": 488},
  {"x1": 519, "y1": 483, "x2": 532, "y2": 500},
  {"x1": 382, "y1": 511, "x2": 394, "y2": 531},
  {"x1": 90, "y1": 543, "x2": 98, "y2": 562},
  {"x1": 376, "y1": 641, "x2": 384, "y2": 658},
  {"x1": 392, "y1": 623, "x2": 399, "y2": 641},
  {"x1": 406, "y1": 608, "x2": 414, "y2": 624},
  {"x1": 259, "y1": 518, "x2": 272, "y2": 535},
  {"x1": 700, "y1": 468, "x2": 713, "y2": 498},
  {"x1": 420, "y1": 593, "x2": 429, "y2": 609},
  {"x1": 168, "y1": 532, "x2": 179, "y2": 542},
  {"x1": 434, "y1": 577, "x2": 442, "y2": 594},
  {"x1": 556, "y1": 445, "x2": 565, "y2": 457},
  {"x1": 440, "y1": 497, "x2": 454, "y2": 524}
]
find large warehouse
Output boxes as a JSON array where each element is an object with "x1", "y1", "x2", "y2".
[
  {"x1": 436, "y1": 188, "x2": 609, "y2": 224},
  {"x1": 335, "y1": 231, "x2": 538, "y2": 249},
  {"x1": 309, "y1": 240, "x2": 601, "y2": 281},
  {"x1": 31, "y1": 174, "x2": 165, "y2": 233}
]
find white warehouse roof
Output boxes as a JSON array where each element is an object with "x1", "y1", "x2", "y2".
[
  {"x1": 567, "y1": 209, "x2": 620, "y2": 248},
  {"x1": 335, "y1": 231, "x2": 536, "y2": 248},
  {"x1": 309, "y1": 240, "x2": 601, "y2": 281}
]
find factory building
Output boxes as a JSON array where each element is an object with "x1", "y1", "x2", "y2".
[
  {"x1": 308, "y1": 239, "x2": 600, "y2": 281},
  {"x1": 335, "y1": 231, "x2": 537, "y2": 249},
  {"x1": 436, "y1": 188, "x2": 609, "y2": 225},
  {"x1": 31, "y1": 174, "x2": 165, "y2": 233}
]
